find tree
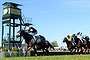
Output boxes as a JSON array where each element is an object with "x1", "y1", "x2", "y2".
[{"x1": 51, "y1": 41, "x2": 58, "y2": 47}]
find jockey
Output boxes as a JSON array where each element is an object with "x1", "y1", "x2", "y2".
[
  {"x1": 85, "y1": 35, "x2": 89, "y2": 41},
  {"x1": 25, "y1": 27, "x2": 38, "y2": 35},
  {"x1": 76, "y1": 32, "x2": 81, "y2": 39},
  {"x1": 83, "y1": 35, "x2": 88, "y2": 45},
  {"x1": 67, "y1": 34, "x2": 76, "y2": 46},
  {"x1": 72, "y1": 34, "x2": 77, "y2": 46},
  {"x1": 25, "y1": 26, "x2": 30, "y2": 32},
  {"x1": 76, "y1": 32, "x2": 84, "y2": 43},
  {"x1": 67, "y1": 35, "x2": 72, "y2": 42},
  {"x1": 25, "y1": 26, "x2": 38, "y2": 40},
  {"x1": 29, "y1": 27, "x2": 37, "y2": 36}
]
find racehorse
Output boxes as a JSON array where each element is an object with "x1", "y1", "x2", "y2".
[
  {"x1": 63, "y1": 37, "x2": 76, "y2": 52},
  {"x1": 16, "y1": 30, "x2": 54, "y2": 56},
  {"x1": 84, "y1": 36, "x2": 90, "y2": 53},
  {"x1": 72, "y1": 34, "x2": 87, "y2": 53},
  {"x1": 16, "y1": 30, "x2": 35, "y2": 56}
]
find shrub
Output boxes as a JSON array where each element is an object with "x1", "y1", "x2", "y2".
[
  {"x1": 11, "y1": 47, "x2": 19, "y2": 52},
  {"x1": 11, "y1": 47, "x2": 19, "y2": 57},
  {"x1": 1, "y1": 47, "x2": 8, "y2": 52}
]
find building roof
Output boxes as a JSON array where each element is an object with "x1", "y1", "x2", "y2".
[{"x1": 2, "y1": 2, "x2": 22, "y2": 6}]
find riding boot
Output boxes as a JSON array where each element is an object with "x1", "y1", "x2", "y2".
[{"x1": 72, "y1": 43, "x2": 74, "y2": 46}]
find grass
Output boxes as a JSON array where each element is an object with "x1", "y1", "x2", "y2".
[{"x1": 0, "y1": 54, "x2": 90, "y2": 60}]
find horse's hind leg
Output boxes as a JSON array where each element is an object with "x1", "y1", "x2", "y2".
[
  {"x1": 33, "y1": 45, "x2": 38, "y2": 56},
  {"x1": 80, "y1": 47, "x2": 83, "y2": 54},
  {"x1": 45, "y1": 48, "x2": 49, "y2": 53}
]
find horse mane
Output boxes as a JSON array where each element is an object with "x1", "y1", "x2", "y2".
[{"x1": 21, "y1": 30, "x2": 34, "y2": 45}]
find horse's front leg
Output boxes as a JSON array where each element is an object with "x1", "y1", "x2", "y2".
[
  {"x1": 80, "y1": 47, "x2": 83, "y2": 54},
  {"x1": 42, "y1": 49, "x2": 45, "y2": 56},
  {"x1": 45, "y1": 48, "x2": 49, "y2": 52},
  {"x1": 33, "y1": 45, "x2": 38, "y2": 56},
  {"x1": 23, "y1": 46, "x2": 28, "y2": 56}
]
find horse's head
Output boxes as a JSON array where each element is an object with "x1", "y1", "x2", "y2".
[
  {"x1": 16, "y1": 30, "x2": 25, "y2": 38},
  {"x1": 63, "y1": 37, "x2": 68, "y2": 43}
]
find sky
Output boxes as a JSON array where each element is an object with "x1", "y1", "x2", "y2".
[{"x1": 0, "y1": 0, "x2": 90, "y2": 47}]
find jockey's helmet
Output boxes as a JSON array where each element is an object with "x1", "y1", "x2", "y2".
[
  {"x1": 67, "y1": 35, "x2": 70, "y2": 38},
  {"x1": 77, "y1": 32, "x2": 80, "y2": 35}
]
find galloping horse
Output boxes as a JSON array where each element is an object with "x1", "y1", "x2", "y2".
[
  {"x1": 16, "y1": 30, "x2": 54, "y2": 55},
  {"x1": 72, "y1": 34, "x2": 87, "y2": 53},
  {"x1": 84, "y1": 36, "x2": 90, "y2": 53},
  {"x1": 17, "y1": 30, "x2": 35, "y2": 56},
  {"x1": 63, "y1": 37, "x2": 76, "y2": 52}
]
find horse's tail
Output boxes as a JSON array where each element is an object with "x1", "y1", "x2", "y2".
[{"x1": 47, "y1": 41, "x2": 55, "y2": 50}]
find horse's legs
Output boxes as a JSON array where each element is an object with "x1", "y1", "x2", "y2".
[
  {"x1": 77, "y1": 47, "x2": 80, "y2": 53},
  {"x1": 80, "y1": 47, "x2": 83, "y2": 54},
  {"x1": 85, "y1": 45, "x2": 89, "y2": 53},
  {"x1": 42, "y1": 49, "x2": 45, "y2": 56},
  {"x1": 45, "y1": 48, "x2": 49, "y2": 53},
  {"x1": 87, "y1": 47, "x2": 89, "y2": 53},
  {"x1": 73, "y1": 47, "x2": 77, "y2": 52},
  {"x1": 84, "y1": 46, "x2": 87, "y2": 53},
  {"x1": 34, "y1": 45, "x2": 37, "y2": 56},
  {"x1": 68, "y1": 47, "x2": 72, "y2": 52},
  {"x1": 23, "y1": 46, "x2": 28, "y2": 56}
]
